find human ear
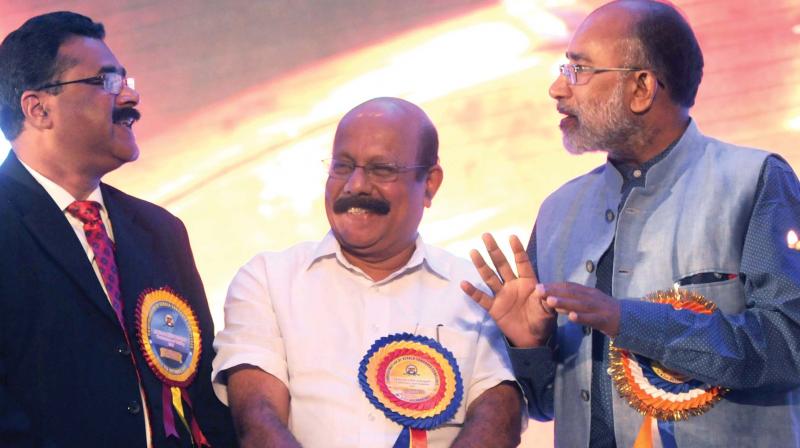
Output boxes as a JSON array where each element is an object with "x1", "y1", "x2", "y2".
[
  {"x1": 629, "y1": 70, "x2": 659, "y2": 114},
  {"x1": 20, "y1": 91, "x2": 53, "y2": 130},
  {"x1": 423, "y1": 164, "x2": 443, "y2": 208}
]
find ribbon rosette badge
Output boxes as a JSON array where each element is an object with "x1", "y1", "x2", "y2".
[
  {"x1": 135, "y1": 287, "x2": 209, "y2": 447},
  {"x1": 359, "y1": 333, "x2": 463, "y2": 448},
  {"x1": 608, "y1": 289, "x2": 729, "y2": 448}
]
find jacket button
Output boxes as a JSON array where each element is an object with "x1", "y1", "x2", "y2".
[
  {"x1": 117, "y1": 344, "x2": 131, "y2": 356},
  {"x1": 583, "y1": 326, "x2": 592, "y2": 335},
  {"x1": 605, "y1": 209, "x2": 615, "y2": 222},
  {"x1": 127, "y1": 400, "x2": 141, "y2": 414},
  {"x1": 585, "y1": 260, "x2": 595, "y2": 273},
  {"x1": 580, "y1": 389, "x2": 590, "y2": 402}
]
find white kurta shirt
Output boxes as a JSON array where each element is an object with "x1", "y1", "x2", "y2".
[{"x1": 212, "y1": 232, "x2": 517, "y2": 447}]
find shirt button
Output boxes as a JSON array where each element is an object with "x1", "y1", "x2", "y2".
[
  {"x1": 605, "y1": 209, "x2": 615, "y2": 222},
  {"x1": 127, "y1": 400, "x2": 141, "y2": 414},
  {"x1": 583, "y1": 326, "x2": 592, "y2": 336},
  {"x1": 580, "y1": 389, "x2": 590, "y2": 402},
  {"x1": 633, "y1": 169, "x2": 642, "y2": 178},
  {"x1": 117, "y1": 344, "x2": 131, "y2": 356},
  {"x1": 585, "y1": 260, "x2": 595, "y2": 273}
]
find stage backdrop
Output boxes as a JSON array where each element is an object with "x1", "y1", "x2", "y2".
[{"x1": 2, "y1": 1, "x2": 799, "y2": 445}]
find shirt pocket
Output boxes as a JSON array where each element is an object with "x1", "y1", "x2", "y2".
[
  {"x1": 416, "y1": 325, "x2": 478, "y2": 425},
  {"x1": 677, "y1": 276, "x2": 745, "y2": 314}
]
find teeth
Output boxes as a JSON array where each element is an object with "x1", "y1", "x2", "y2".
[{"x1": 347, "y1": 207, "x2": 369, "y2": 215}]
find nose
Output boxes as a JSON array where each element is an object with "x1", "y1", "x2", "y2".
[
  {"x1": 548, "y1": 72, "x2": 571, "y2": 101},
  {"x1": 116, "y1": 81, "x2": 140, "y2": 107},
  {"x1": 343, "y1": 166, "x2": 371, "y2": 194}
]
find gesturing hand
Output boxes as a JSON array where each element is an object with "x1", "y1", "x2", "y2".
[
  {"x1": 543, "y1": 282, "x2": 621, "y2": 337},
  {"x1": 460, "y1": 233, "x2": 556, "y2": 348}
]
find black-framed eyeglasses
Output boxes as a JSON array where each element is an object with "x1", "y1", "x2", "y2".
[
  {"x1": 559, "y1": 63, "x2": 643, "y2": 86},
  {"x1": 35, "y1": 72, "x2": 134, "y2": 95},
  {"x1": 322, "y1": 158, "x2": 430, "y2": 183}
]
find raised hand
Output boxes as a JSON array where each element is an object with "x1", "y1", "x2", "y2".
[{"x1": 460, "y1": 233, "x2": 556, "y2": 348}]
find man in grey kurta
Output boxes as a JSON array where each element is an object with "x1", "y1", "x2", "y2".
[{"x1": 460, "y1": 1, "x2": 800, "y2": 446}]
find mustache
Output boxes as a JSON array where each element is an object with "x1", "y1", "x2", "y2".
[
  {"x1": 332, "y1": 195, "x2": 390, "y2": 215},
  {"x1": 112, "y1": 107, "x2": 141, "y2": 123}
]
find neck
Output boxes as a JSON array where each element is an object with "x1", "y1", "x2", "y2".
[
  {"x1": 611, "y1": 110, "x2": 690, "y2": 165},
  {"x1": 14, "y1": 146, "x2": 101, "y2": 200},
  {"x1": 341, "y1": 241, "x2": 417, "y2": 282}
]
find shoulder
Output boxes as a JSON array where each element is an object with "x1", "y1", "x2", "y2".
[
  {"x1": 699, "y1": 135, "x2": 772, "y2": 167},
  {"x1": 422, "y1": 243, "x2": 479, "y2": 282},
  {"x1": 102, "y1": 184, "x2": 183, "y2": 228},
  {"x1": 236, "y1": 240, "x2": 322, "y2": 278},
  {"x1": 538, "y1": 163, "x2": 605, "y2": 215}
]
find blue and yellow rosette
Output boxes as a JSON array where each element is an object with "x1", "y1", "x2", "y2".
[
  {"x1": 135, "y1": 287, "x2": 209, "y2": 447},
  {"x1": 609, "y1": 289, "x2": 729, "y2": 448},
  {"x1": 359, "y1": 333, "x2": 463, "y2": 448}
]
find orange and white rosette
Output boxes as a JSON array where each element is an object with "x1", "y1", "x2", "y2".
[
  {"x1": 359, "y1": 333, "x2": 463, "y2": 448},
  {"x1": 609, "y1": 289, "x2": 728, "y2": 448},
  {"x1": 135, "y1": 287, "x2": 209, "y2": 447}
]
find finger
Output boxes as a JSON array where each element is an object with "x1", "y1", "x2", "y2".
[
  {"x1": 469, "y1": 249, "x2": 504, "y2": 294},
  {"x1": 482, "y1": 233, "x2": 516, "y2": 283},
  {"x1": 509, "y1": 234, "x2": 537, "y2": 283},
  {"x1": 545, "y1": 294, "x2": 595, "y2": 314},
  {"x1": 460, "y1": 280, "x2": 494, "y2": 312},
  {"x1": 566, "y1": 311, "x2": 610, "y2": 336},
  {"x1": 532, "y1": 284, "x2": 556, "y2": 315},
  {"x1": 541, "y1": 282, "x2": 594, "y2": 300}
]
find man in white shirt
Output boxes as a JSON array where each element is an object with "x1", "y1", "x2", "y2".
[{"x1": 212, "y1": 97, "x2": 523, "y2": 447}]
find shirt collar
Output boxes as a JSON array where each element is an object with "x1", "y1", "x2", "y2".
[
  {"x1": 17, "y1": 157, "x2": 105, "y2": 211},
  {"x1": 307, "y1": 231, "x2": 451, "y2": 282}
]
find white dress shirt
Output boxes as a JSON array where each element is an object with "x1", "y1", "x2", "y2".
[{"x1": 212, "y1": 232, "x2": 517, "y2": 448}]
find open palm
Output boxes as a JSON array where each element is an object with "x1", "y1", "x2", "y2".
[{"x1": 461, "y1": 233, "x2": 556, "y2": 348}]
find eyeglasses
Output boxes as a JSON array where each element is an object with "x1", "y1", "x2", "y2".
[
  {"x1": 35, "y1": 72, "x2": 134, "y2": 95},
  {"x1": 322, "y1": 158, "x2": 430, "y2": 183},
  {"x1": 558, "y1": 63, "x2": 642, "y2": 86}
]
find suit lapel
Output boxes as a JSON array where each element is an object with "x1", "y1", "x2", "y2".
[
  {"x1": 0, "y1": 152, "x2": 119, "y2": 324},
  {"x1": 102, "y1": 186, "x2": 159, "y2": 326}
]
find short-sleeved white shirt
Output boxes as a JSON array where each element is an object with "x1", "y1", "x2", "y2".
[{"x1": 212, "y1": 232, "x2": 517, "y2": 447}]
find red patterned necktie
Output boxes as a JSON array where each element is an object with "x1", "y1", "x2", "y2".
[{"x1": 66, "y1": 200, "x2": 126, "y2": 329}]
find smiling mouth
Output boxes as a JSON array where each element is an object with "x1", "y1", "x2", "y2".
[
  {"x1": 115, "y1": 117, "x2": 135, "y2": 128},
  {"x1": 347, "y1": 207, "x2": 372, "y2": 215}
]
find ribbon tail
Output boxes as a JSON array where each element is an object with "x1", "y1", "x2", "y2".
[
  {"x1": 410, "y1": 428, "x2": 427, "y2": 448},
  {"x1": 657, "y1": 420, "x2": 677, "y2": 448},
  {"x1": 392, "y1": 426, "x2": 411, "y2": 448},
  {"x1": 181, "y1": 388, "x2": 211, "y2": 447},
  {"x1": 162, "y1": 385, "x2": 179, "y2": 439},
  {"x1": 633, "y1": 416, "x2": 654, "y2": 448},
  {"x1": 171, "y1": 386, "x2": 193, "y2": 442}
]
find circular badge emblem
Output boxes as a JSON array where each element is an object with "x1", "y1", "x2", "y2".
[
  {"x1": 609, "y1": 289, "x2": 728, "y2": 421},
  {"x1": 359, "y1": 333, "x2": 463, "y2": 429},
  {"x1": 135, "y1": 288, "x2": 202, "y2": 387}
]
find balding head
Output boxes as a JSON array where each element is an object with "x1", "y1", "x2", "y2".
[
  {"x1": 587, "y1": 0, "x2": 704, "y2": 108},
  {"x1": 335, "y1": 97, "x2": 438, "y2": 180}
]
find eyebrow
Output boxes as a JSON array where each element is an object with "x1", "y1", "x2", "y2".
[
  {"x1": 566, "y1": 51, "x2": 593, "y2": 64},
  {"x1": 97, "y1": 65, "x2": 126, "y2": 77}
]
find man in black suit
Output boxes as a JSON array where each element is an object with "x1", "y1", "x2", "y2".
[{"x1": 0, "y1": 12, "x2": 236, "y2": 447}]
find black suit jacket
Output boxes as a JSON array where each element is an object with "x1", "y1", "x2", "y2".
[{"x1": 0, "y1": 152, "x2": 237, "y2": 447}]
